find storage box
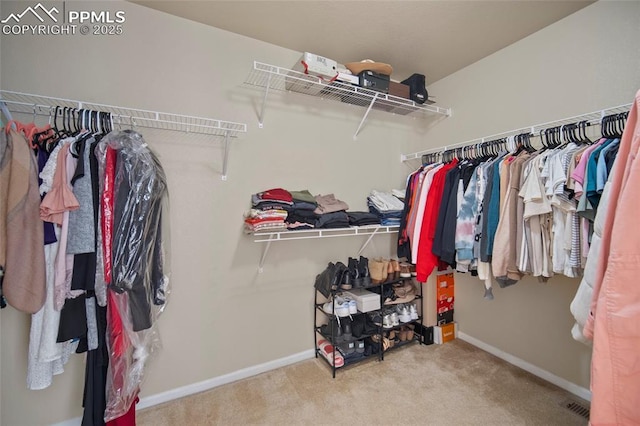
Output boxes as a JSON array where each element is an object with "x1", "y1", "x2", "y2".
[
  {"x1": 343, "y1": 288, "x2": 381, "y2": 313},
  {"x1": 388, "y1": 81, "x2": 410, "y2": 99},
  {"x1": 434, "y1": 322, "x2": 458, "y2": 344},
  {"x1": 415, "y1": 324, "x2": 434, "y2": 345},
  {"x1": 358, "y1": 70, "x2": 390, "y2": 93},
  {"x1": 286, "y1": 52, "x2": 338, "y2": 95},
  {"x1": 436, "y1": 273, "x2": 455, "y2": 302},
  {"x1": 336, "y1": 72, "x2": 359, "y2": 85},
  {"x1": 437, "y1": 309, "x2": 454, "y2": 325}
]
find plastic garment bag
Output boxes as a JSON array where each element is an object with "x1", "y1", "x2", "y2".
[{"x1": 96, "y1": 130, "x2": 170, "y2": 422}]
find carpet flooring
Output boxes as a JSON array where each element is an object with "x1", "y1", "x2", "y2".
[{"x1": 137, "y1": 339, "x2": 589, "y2": 425}]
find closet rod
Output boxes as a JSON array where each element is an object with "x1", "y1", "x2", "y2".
[
  {"x1": 0, "y1": 90, "x2": 248, "y2": 137},
  {"x1": 401, "y1": 102, "x2": 632, "y2": 162}
]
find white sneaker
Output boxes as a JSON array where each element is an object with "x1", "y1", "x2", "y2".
[
  {"x1": 323, "y1": 298, "x2": 350, "y2": 317},
  {"x1": 410, "y1": 303, "x2": 419, "y2": 320},
  {"x1": 390, "y1": 312, "x2": 400, "y2": 326},
  {"x1": 383, "y1": 314, "x2": 393, "y2": 329},
  {"x1": 398, "y1": 305, "x2": 411, "y2": 323},
  {"x1": 348, "y1": 299, "x2": 357, "y2": 315}
]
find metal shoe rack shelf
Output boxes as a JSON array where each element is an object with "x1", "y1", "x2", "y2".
[
  {"x1": 244, "y1": 61, "x2": 452, "y2": 139},
  {"x1": 314, "y1": 276, "x2": 424, "y2": 378}
]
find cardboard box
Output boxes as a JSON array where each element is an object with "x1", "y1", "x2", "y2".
[
  {"x1": 389, "y1": 81, "x2": 410, "y2": 99},
  {"x1": 336, "y1": 72, "x2": 359, "y2": 85},
  {"x1": 343, "y1": 288, "x2": 381, "y2": 313},
  {"x1": 434, "y1": 322, "x2": 458, "y2": 344},
  {"x1": 436, "y1": 273, "x2": 455, "y2": 302}
]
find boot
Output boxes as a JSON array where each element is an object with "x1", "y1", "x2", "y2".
[
  {"x1": 390, "y1": 259, "x2": 401, "y2": 279},
  {"x1": 332, "y1": 262, "x2": 348, "y2": 291},
  {"x1": 369, "y1": 258, "x2": 385, "y2": 285},
  {"x1": 348, "y1": 257, "x2": 361, "y2": 288},
  {"x1": 387, "y1": 260, "x2": 395, "y2": 282},
  {"x1": 358, "y1": 256, "x2": 371, "y2": 287},
  {"x1": 380, "y1": 258, "x2": 389, "y2": 283}
]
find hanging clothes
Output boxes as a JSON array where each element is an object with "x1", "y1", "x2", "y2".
[
  {"x1": 583, "y1": 89, "x2": 640, "y2": 425},
  {"x1": 1, "y1": 129, "x2": 46, "y2": 313}
]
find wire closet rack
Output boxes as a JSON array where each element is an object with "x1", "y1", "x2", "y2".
[
  {"x1": 244, "y1": 61, "x2": 452, "y2": 139},
  {"x1": 0, "y1": 90, "x2": 248, "y2": 180},
  {"x1": 401, "y1": 102, "x2": 632, "y2": 162}
]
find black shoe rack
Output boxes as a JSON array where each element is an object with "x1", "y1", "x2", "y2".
[{"x1": 314, "y1": 271, "x2": 424, "y2": 378}]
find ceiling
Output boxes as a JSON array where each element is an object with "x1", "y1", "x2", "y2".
[{"x1": 134, "y1": 1, "x2": 594, "y2": 83}]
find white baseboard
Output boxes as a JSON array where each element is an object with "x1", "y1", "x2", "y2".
[
  {"x1": 458, "y1": 332, "x2": 591, "y2": 402},
  {"x1": 51, "y1": 349, "x2": 315, "y2": 426}
]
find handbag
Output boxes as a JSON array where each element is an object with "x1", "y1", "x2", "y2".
[{"x1": 400, "y1": 73, "x2": 428, "y2": 104}]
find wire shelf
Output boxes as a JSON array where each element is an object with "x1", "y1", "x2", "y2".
[
  {"x1": 250, "y1": 224, "x2": 400, "y2": 272},
  {"x1": 0, "y1": 90, "x2": 247, "y2": 137},
  {"x1": 251, "y1": 224, "x2": 400, "y2": 243},
  {"x1": 244, "y1": 61, "x2": 451, "y2": 138}
]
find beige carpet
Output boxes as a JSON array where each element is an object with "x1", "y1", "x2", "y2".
[{"x1": 137, "y1": 339, "x2": 589, "y2": 425}]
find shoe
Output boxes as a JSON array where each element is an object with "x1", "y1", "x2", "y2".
[
  {"x1": 398, "y1": 304, "x2": 411, "y2": 323},
  {"x1": 340, "y1": 267, "x2": 352, "y2": 290},
  {"x1": 367, "y1": 311, "x2": 382, "y2": 327},
  {"x1": 342, "y1": 319, "x2": 353, "y2": 341},
  {"x1": 356, "y1": 340, "x2": 365, "y2": 354},
  {"x1": 409, "y1": 303, "x2": 419, "y2": 320},
  {"x1": 399, "y1": 262, "x2": 412, "y2": 278},
  {"x1": 410, "y1": 263, "x2": 417, "y2": 277},
  {"x1": 318, "y1": 339, "x2": 344, "y2": 367},
  {"x1": 323, "y1": 297, "x2": 350, "y2": 317},
  {"x1": 331, "y1": 262, "x2": 347, "y2": 291},
  {"x1": 387, "y1": 260, "x2": 395, "y2": 282},
  {"x1": 390, "y1": 311, "x2": 400, "y2": 326},
  {"x1": 334, "y1": 322, "x2": 344, "y2": 343},
  {"x1": 382, "y1": 314, "x2": 393, "y2": 329},
  {"x1": 390, "y1": 259, "x2": 401, "y2": 279},
  {"x1": 399, "y1": 327, "x2": 408, "y2": 341},
  {"x1": 406, "y1": 324, "x2": 415, "y2": 341},
  {"x1": 369, "y1": 258, "x2": 384, "y2": 285},
  {"x1": 339, "y1": 340, "x2": 356, "y2": 355},
  {"x1": 358, "y1": 256, "x2": 372, "y2": 287},
  {"x1": 348, "y1": 298, "x2": 357, "y2": 314},
  {"x1": 380, "y1": 258, "x2": 389, "y2": 283},
  {"x1": 348, "y1": 257, "x2": 361, "y2": 288}
]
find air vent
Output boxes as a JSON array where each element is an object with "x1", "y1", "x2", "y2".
[{"x1": 564, "y1": 400, "x2": 590, "y2": 419}]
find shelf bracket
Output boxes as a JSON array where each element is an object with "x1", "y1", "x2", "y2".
[
  {"x1": 258, "y1": 234, "x2": 276, "y2": 273},
  {"x1": 353, "y1": 92, "x2": 379, "y2": 139},
  {"x1": 258, "y1": 72, "x2": 273, "y2": 128},
  {"x1": 357, "y1": 227, "x2": 381, "y2": 256},
  {"x1": 221, "y1": 131, "x2": 231, "y2": 181}
]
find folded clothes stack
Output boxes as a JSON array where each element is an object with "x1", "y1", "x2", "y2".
[
  {"x1": 347, "y1": 211, "x2": 381, "y2": 226},
  {"x1": 246, "y1": 188, "x2": 398, "y2": 232},
  {"x1": 314, "y1": 193, "x2": 350, "y2": 229},
  {"x1": 244, "y1": 188, "x2": 292, "y2": 232},
  {"x1": 367, "y1": 190, "x2": 405, "y2": 226},
  {"x1": 286, "y1": 190, "x2": 318, "y2": 230}
]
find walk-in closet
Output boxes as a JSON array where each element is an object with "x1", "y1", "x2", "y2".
[{"x1": 1, "y1": 1, "x2": 640, "y2": 425}]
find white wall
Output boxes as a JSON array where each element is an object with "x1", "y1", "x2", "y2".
[
  {"x1": 409, "y1": 0, "x2": 640, "y2": 390},
  {"x1": 0, "y1": 1, "x2": 432, "y2": 424}
]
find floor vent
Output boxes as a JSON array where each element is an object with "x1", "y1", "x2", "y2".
[{"x1": 564, "y1": 400, "x2": 590, "y2": 419}]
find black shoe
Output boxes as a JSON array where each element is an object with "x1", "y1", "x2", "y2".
[
  {"x1": 342, "y1": 318, "x2": 353, "y2": 341},
  {"x1": 359, "y1": 256, "x2": 372, "y2": 287},
  {"x1": 341, "y1": 263, "x2": 353, "y2": 290},
  {"x1": 348, "y1": 257, "x2": 361, "y2": 288},
  {"x1": 331, "y1": 262, "x2": 347, "y2": 291}
]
